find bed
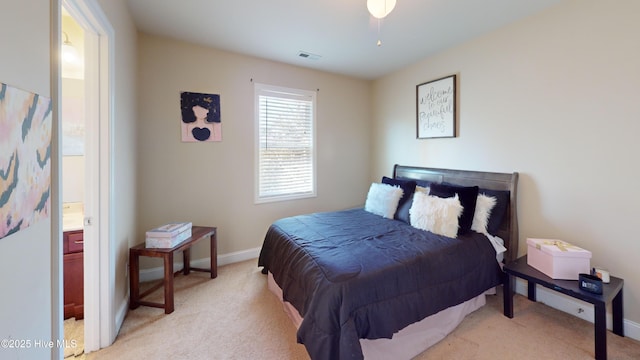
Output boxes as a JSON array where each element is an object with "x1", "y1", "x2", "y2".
[{"x1": 258, "y1": 165, "x2": 519, "y2": 359}]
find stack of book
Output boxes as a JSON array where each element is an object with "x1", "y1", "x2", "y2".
[{"x1": 145, "y1": 222, "x2": 193, "y2": 248}]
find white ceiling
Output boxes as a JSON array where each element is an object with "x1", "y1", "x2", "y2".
[{"x1": 126, "y1": 0, "x2": 563, "y2": 80}]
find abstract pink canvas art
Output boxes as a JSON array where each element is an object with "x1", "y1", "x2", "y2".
[{"x1": 0, "y1": 82, "x2": 52, "y2": 240}]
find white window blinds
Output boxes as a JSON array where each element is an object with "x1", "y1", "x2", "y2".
[{"x1": 255, "y1": 84, "x2": 316, "y2": 203}]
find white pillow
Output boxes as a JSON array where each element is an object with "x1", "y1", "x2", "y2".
[
  {"x1": 415, "y1": 185, "x2": 430, "y2": 194},
  {"x1": 471, "y1": 194, "x2": 497, "y2": 234},
  {"x1": 364, "y1": 183, "x2": 404, "y2": 219},
  {"x1": 409, "y1": 192, "x2": 463, "y2": 238}
]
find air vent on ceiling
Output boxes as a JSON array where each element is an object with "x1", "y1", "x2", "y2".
[{"x1": 298, "y1": 51, "x2": 321, "y2": 60}]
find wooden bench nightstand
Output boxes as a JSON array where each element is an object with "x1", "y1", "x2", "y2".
[
  {"x1": 503, "y1": 255, "x2": 624, "y2": 360},
  {"x1": 129, "y1": 226, "x2": 217, "y2": 314}
]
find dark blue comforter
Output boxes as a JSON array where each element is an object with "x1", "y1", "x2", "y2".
[{"x1": 258, "y1": 208, "x2": 502, "y2": 360}]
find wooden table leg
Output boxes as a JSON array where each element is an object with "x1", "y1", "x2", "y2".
[
  {"x1": 612, "y1": 288, "x2": 624, "y2": 336},
  {"x1": 527, "y1": 281, "x2": 536, "y2": 301},
  {"x1": 210, "y1": 232, "x2": 217, "y2": 279},
  {"x1": 164, "y1": 252, "x2": 174, "y2": 314},
  {"x1": 183, "y1": 248, "x2": 191, "y2": 275},
  {"x1": 503, "y1": 272, "x2": 514, "y2": 318},
  {"x1": 594, "y1": 302, "x2": 607, "y2": 360},
  {"x1": 129, "y1": 249, "x2": 140, "y2": 309}
]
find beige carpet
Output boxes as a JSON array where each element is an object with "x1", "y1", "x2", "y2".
[
  {"x1": 86, "y1": 259, "x2": 640, "y2": 359},
  {"x1": 63, "y1": 317, "x2": 85, "y2": 359}
]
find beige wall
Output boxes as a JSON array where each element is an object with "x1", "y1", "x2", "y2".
[
  {"x1": 371, "y1": 0, "x2": 640, "y2": 324},
  {"x1": 136, "y1": 34, "x2": 371, "y2": 263},
  {"x1": 0, "y1": 1, "x2": 54, "y2": 359}
]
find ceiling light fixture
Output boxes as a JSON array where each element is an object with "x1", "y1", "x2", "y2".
[
  {"x1": 367, "y1": 0, "x2": 396, "y2": 47},
  {"x1": 367, "y1": 0, "x2": 396, "y2": 19}
]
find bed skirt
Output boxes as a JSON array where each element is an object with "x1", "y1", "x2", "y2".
[{"x1": 267, "y1": 272, "x2": 488, "y2": 359}]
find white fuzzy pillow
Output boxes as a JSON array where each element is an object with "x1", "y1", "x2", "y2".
[
  {"x1": 364, "y1": 183, "x2": 404, "y2": 219},
  {"x1": 409, "y1": 192, "x2": 463, "y2": 238},
  {"x1": 471, "y1": 194, "x2": 497, "y2": 234}
]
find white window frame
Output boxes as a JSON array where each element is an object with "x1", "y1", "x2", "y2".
[{"x1": 254, "y1": 83, "x2": 317, "y2": 204}]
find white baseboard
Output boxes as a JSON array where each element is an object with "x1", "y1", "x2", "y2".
[
  {"x1": 138, "y1": 246, "x2": 261, "y2": 283},
  {"x1": 514, "y1": 278, "x2": 640, "y2": 341},
  {"x1": 218, "y1": 246, "x2": 262, "y2": 267},
  {"x1": 115, "y1": 297, "x2": 128, "y2": 333}
]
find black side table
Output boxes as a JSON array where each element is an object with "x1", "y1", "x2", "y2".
[{"x1": 503, "y1": 255, "x2": 624, "y2": 360}]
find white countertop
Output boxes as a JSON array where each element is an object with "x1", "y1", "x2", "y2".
[{"x1": 63, "y1": 202, "x2": 84, "y2": 232}]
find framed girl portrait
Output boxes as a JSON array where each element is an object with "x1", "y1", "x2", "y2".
[{"x1": 180, "y1": 91, "x2": 222, "y2": 142}]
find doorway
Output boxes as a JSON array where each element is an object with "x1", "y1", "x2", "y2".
[
  {"x1": 61, "y1": 10, "x2": 86, "y2": 358},
  {"x1": 60, "y1": 0, "x2": 115, "y2": 354}
]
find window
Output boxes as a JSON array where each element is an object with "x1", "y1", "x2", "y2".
[{"x1": 255, "y1": 83, "x2": 316, "y2": 203}]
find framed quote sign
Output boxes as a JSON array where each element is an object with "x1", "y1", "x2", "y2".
[{"x1": 416, "y1": 74, "x2": 456, "y2": 139}]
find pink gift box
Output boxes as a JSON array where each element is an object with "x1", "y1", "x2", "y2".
[{"x1": 526, "y1": 238, "x2": 591, "y2": 280}]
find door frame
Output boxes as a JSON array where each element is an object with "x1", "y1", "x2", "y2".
[{"x1": 61, "y1": 0, "x2": 115, "y2": 352}]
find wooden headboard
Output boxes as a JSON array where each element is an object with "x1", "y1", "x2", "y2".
[{"x1": 393, "y1": 164, "x2": 519, "y2": 263}]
